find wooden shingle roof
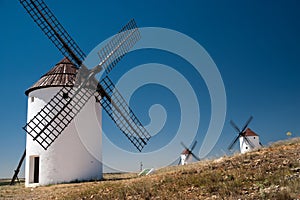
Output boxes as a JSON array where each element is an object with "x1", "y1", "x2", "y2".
[
  {"x1": 243, "y1": 128, "x2": 259, "y2": 136},
  {"x1": 181, "y1": 149, "x2": 191, "y2": 155},
  {"x1": 25, "y1": 57, "x2": 78, "y2": 95}
]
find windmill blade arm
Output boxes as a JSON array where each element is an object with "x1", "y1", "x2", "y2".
[
  {"x1": 180, "y1": 142, "x2": 189, "y2": 150},
  {"x1": 20, "y1": 0, "x2": 86, "y2": 66},
  {"x1": 190, "y1": 141, "x2": 197, "y2": 151},
  {"x1": 241, "y1": 116, "x2": 253, "y2": 133},
  {"x1": 230, "y1": 120, "x2": 241, "y2": 133},
  {"x1": 97, "y1": 19, "x2": 141, "y2": 74},
  {"x1": 178, "y1": 157, "x2": 181, "y2": 165},
  {"x1": 186, "y1": 153, "x2": 192, "y2": 161},
  {"x1": 228, "y1": 135, "x2": 240, "y2": 150},
  {"x1": 191, "y1": 152, "x2": 200, "y2": 161},
  {"x1": 23, "y1": 83, "x2": 95, "y2": 150},
  {"x1": 96, "y1": 76, "x2": 151, "y2": 152},
  {"x1": 243, "y1": 136, "x2": 255, "y2": 149}
]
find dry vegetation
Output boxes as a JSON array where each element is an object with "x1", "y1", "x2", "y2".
[{"x1": 1, "y1": 138, "x2": 299, "y2": 199}]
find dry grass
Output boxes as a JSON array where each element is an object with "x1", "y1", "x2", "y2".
[{"x1": 1, "y1": 138, "x2": 299, "y2": 199}]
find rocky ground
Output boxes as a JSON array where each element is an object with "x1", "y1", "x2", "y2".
[{"x1": 0, "y1": 138, "x2": 299, "y2": 199}]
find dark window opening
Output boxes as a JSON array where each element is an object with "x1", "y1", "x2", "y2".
[
  {"x1": 31, "y1": 97, "x2": 34, "y2": 103},
  {"x1": 63, "y1": 92, "x2": 69, "y2": 99},
  {"x1": 253, "y1": 137, "x2": 256, "y2": 139},
  {"x1": 245, "y1": 146, "x2": 248, "y2": 149}
]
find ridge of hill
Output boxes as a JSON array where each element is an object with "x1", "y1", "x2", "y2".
[{"x1": 1, "y1": 138, "x2": 299, "y2": 199}]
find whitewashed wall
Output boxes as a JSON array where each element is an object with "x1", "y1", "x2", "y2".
[
  {"x1": 25, "y1": 87, "x2": 102, "y2": 187},
  {"x1": 239, "y1": 136, "x2": 260, "y2": 154}
]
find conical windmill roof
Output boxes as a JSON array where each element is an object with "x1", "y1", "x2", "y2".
[
  {"x1": 181, "y1": 149, "x2": 190, "y2": 155},
  {"x1": 25, "y1": 57, "x2": 78, "y2": 95},
  {"x1": 244, "y1": 128, "x2": 259, "y2": 136}
]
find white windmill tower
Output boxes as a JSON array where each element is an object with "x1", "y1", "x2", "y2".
[
  {"x1": 24, "y1": 58, "x2": 103, "y2": 186},
  {"x1": 228, "y1": 116, "x2": 262, "y2": 154},
  {"x1": 178, "y1": 141, "x2": 200, "y2": 165},
  {"x1": 11, "y1": 0, "x2": 151, "y2": 186},
  {"x1": 239, "y1": 128, "x2": 261, "y2": 153}
]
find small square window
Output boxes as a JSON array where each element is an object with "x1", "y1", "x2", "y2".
[
  {"x1": 63, "y1": 92, "x2": 69, "y2": 99},
  {"x1": 253, "y1": 137, "x2": 256, "y2": 139},
  {"x1": 31, "y1": 97, "x2": 34, "y2": 103},
  {"x1": 245, "y1": 147, "x2": 248, "y2": 149}
]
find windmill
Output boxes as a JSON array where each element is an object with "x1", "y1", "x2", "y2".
[
  {"x1": 178, "y1": 141, "x2": 200, "y2": 165},
  {"x1": 11, "y1": 0, "x2": 151, "y2": 186},
  {"x1": 228, "y1": 116, "x2": 262, "y2": 154}
]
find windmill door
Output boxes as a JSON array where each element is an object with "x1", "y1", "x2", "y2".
[
  {"x1": 33, "y1": 157, "x2": 39, "y2": 183},
  {"x1": 29, "y1": 156, "x2": 40, "y2": 183}
]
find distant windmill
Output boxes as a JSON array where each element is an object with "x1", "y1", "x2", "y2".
[
  {"x1": 11, "y1": 0, "x2": 151, "y2": 186},
  {"x1": 228, "y1": 116, "x2": 262, "y2": 153},
  {"x1": 178, "y1": 141, "x2": 200, "y2": 165}
]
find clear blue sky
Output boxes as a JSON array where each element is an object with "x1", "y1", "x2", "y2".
[{"x1": 0, "y1": 0, "x2": 299, "y2": 178}]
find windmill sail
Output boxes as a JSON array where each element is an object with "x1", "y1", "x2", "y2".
[
  {"x1": 20, "y1": 0, "x2": 85, "y2": 66},
  {"x1": 23, "y1": 85, "x2": 95, "y2": 150},
  {"x1": 97, "y1": 19, "x2": 140, "y2": 74},
  {"x1": 96, "y1": 76, "x2": 151, "y2": 151},
  {"x1": 21, "y1": 0, "x2": 150, "y2": 151}
]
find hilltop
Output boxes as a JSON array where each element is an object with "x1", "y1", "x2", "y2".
[{"x1": 1, "y1": 138, "x2": 299, "y2": 199}]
